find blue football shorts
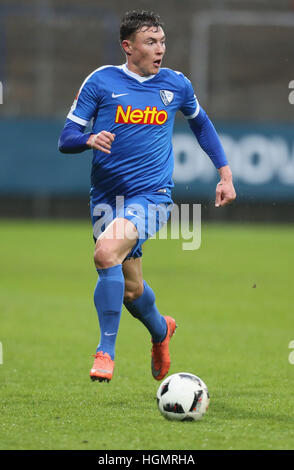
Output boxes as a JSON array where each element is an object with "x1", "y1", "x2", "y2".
[{"x1": 89, "y1": 190, "x2": 174, "y2": 259}]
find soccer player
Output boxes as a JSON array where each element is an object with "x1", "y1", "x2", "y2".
[{"x1": 58, "y1": 10, "x2": 236, "y2": 383}]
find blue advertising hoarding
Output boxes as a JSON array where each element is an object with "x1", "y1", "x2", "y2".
[
  {"x1": 0, "y1": 119, "x2": 294, "y2": 201},
  {"x1": 173, "y1": 122, "x2": 294, "y2": 202}
]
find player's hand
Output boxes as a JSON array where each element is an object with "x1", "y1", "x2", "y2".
[
  {"x1": 215, "y1": 165, "x2": 236, "y2": 207},
  {"x1": 87, "y1": 131, "x2": 116, "y2": 154}
]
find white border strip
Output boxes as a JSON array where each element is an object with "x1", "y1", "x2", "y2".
[
  {"x1": 67, "y1": 111, "x2": 89, "y2": 126},
  {"x1": 184, "y1": 98, "x2": 200, "y2": 119}
]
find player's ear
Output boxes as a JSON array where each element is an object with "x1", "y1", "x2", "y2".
[{"x1": 121, "y1": 39, "x2": 132, "y2": 56}]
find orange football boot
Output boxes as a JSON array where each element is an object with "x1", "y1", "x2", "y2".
[
  {"x1": 151, "y1": 316, "x2": 177, "y2": 381},
  {"x1": 90, "y1": 351, "x2": 114, "y2": 382}
]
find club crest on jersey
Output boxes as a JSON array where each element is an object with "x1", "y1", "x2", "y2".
[{"x1": 160, "y1": 90, "x2": 174, "y2": 106}]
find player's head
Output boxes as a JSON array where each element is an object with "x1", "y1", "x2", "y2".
[{"x1": 120, "y1": 10, "x2": 165, "y2": 77}]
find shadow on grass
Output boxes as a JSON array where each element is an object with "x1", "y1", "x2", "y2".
[{"x1": 212, "y1": 400, "x2": 294, "y2": 424}]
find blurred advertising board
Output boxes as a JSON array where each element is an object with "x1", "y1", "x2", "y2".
[
  {"x1": 1, "y1": 120, "x2": 294, "y2": 202},
  {"x1": 173, "y1": 122, "x2": 294, "y2": 202}
]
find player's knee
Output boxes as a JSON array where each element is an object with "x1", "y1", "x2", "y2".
[
  {"x1": 94, "y1": 244, "x2": 119, "y2": 269},
  {"x1": 124, "y1": 282, "x2": 144, "y2": 303}
]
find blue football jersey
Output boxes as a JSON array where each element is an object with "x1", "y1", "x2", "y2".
[{"x1": 67, "y1": 63, "x2": 199, "y2": 203}]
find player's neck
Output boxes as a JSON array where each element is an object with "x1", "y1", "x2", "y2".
[{"x1": 122, "y1": 63, "x2": 157, "y2": 83}]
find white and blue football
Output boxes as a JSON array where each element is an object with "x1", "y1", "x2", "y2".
[{"x1": 157, "y1": 372, "x2": 210, "y2": 421}]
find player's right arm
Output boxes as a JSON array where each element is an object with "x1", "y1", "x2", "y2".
[
  {"x1": 58, "y1": 121, "x2": 115, "y2": 155},
  {"x1": 58, "y1": 71, "x2": 115, "y2": 154},
  {"x1": 86, "y1": 131, "x2": 115, "y2": 154}
]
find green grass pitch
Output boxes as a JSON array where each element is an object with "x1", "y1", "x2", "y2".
[{"x1": 1, "y1": 219, "x2": 294, "y2": 450}]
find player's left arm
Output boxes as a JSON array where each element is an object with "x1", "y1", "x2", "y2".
[
  {"x1": 215, "y1": 164, "x2": 236, "y2": 208},
  {"x1": 188, "y1": 108, "x2": 236, "y2": 207}
]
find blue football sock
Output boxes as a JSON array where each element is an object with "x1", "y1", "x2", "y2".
[
  {"x1": 94, "y1": 264, "x2": 124, "y2": 360},
  {"x1": 124, "y1": 281, "x2": 167, "y2": 343}
]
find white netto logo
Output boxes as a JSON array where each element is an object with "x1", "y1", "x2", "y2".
[
  {"x1": 112, "y1": 92, "x2": 128, "y2": 98},
  {"x1": 160, "y1": 90, "x2": 174, "y2": 105}
]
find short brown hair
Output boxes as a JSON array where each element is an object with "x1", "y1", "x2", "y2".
[{"x1": 120, "y1": 10, "x2": 164, "y2": 42}]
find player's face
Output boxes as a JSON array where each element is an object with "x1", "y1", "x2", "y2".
[{"x1": 125, "y1": 26, "x2": 166, "y2": 77}]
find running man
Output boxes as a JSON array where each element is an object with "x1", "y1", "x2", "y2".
[{"x1": 58, "y1": 10, "x2": 236, "y2": 382}]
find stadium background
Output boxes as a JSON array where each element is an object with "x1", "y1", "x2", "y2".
[{"x1": 1, "y1": 0, "x2": 294, "y2": 221}]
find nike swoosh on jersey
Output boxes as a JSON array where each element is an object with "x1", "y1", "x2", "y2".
[{"x1": 112, "y1": 92, "x2": 129, "y2": 98}]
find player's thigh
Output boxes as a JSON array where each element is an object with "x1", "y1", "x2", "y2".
[
  {"x1": 94, "y1": 217, "x2": 138, "y2": 269},
  {"x1": 123, "y1": 257, "x2": 144, "y2": 302}
]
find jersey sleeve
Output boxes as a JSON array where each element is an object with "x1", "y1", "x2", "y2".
[
  {"x1": 67, "y1": 72, "x2": 101, "y2": 126},
  {"x1": 179, "y1": 75, "x2": 200, "y2": 119}
]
